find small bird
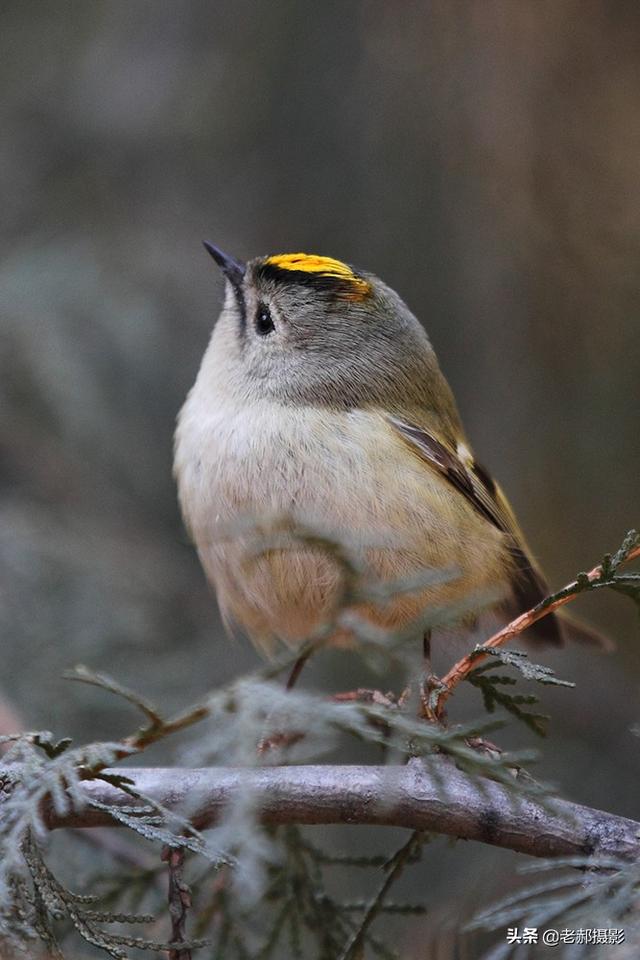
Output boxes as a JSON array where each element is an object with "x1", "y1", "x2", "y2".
[{"x1": 174, "y1": 247, "x2": 603, "y2": 657}]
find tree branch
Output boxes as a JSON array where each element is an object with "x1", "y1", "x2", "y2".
[
  {"x1": 162, "y1": 845, "x2": 192, "y2": 960},
  {"x1": 27, "y1": 761, "x2": 640, "y2": 863},
  {"x1": 434, "y1": 540, "x2": 640, "y2": 717}
]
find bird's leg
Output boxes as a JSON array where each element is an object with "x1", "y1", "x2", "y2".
[
  {"x1": 287, "y1": 644, "x2": 394, "y2": 705},
  {"x1": 286, "y1": 650, "x2": 312, "y2": 690},
  {"x1": 423, "y1": 630, "x2": 432, "y2": 673},
  {"x1": 271, "y1": 636, "x2": 400, "y2": 755},
  {"x1": 257, "y1": 651, "x2": 313, "y2": 754},
  {"x1": 261, "y1": 684, "x2": 397, "y2": 757},
  {"x1": 419, "y1": 630, "x2": 443, "y2": 722}
]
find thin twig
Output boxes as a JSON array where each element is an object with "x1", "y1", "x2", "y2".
[
  {"x1": 162, "y1": 845, "x2": 192, "y2": 960},
  {"x1": 339, "y1": 830, "x2": 424, "y2": 960},
  {"x1": 74, "y1": 826, "x2": 159, "y2": 873},
  {"x1": 434, "y1": 542, "x2": 640, "y2": 717}
]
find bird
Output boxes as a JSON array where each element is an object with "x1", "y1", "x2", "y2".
[{"x1": 174, "y1": 245, "x2": 605, "y2": 661}]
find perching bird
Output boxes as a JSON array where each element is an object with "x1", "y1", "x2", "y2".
[{"x1": 174, "y1": 247, "x2": 604, "y2": 657}]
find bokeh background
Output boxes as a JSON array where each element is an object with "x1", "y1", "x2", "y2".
[{"x1": 1, "y1": 1, "x2": 639, "y2": 955}]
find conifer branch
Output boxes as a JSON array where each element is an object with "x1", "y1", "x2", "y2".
[
  {"x1": 161, "y1": 845, "x2": 192, "y2": 960},
  {"x1": 23, "y1": 761, "x2": 640, "y2": 863},
  {"x1": 434, "y1": 533, "x2": 640, "y2": 717}
]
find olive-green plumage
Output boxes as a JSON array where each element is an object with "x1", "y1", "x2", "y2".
[{"x1": 174, "y1": 249, "x2": 602, "y2": 654}]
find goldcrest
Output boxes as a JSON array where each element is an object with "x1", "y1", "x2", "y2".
[{"x1": 174, "y1": 248, "x2": 603, "y2": 655}]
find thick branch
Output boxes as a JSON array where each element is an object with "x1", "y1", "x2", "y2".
[{"x1": 31, "y1": 761, "x2": 640, "y2": 862}]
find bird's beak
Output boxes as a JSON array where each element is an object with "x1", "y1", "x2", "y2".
[{"x1": 203, "y1": 242, "x2": 246, "y2": 292}]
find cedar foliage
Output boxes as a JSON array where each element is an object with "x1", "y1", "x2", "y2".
[{"x1": 0, "y1": 529, "x2": 638, "y2": 959}]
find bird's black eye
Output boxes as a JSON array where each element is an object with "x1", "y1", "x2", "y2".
[{"x1": 255, "y1": 303, "x2": 275, "y2": 336}]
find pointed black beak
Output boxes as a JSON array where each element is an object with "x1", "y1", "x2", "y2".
[{"x1": 203, "y1": 241, "x2": 246, "y2": 291}]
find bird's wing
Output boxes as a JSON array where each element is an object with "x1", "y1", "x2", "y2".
[{"x1": 387, "y1": 415, "x2": 563, "y2": 646}]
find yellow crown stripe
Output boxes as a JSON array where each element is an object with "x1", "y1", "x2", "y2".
[
  {"x1": 265, "y1": 253, "x2": 359, "y2": 278},
  {"x1": 264, "y1": 253, "x2": 370, "y2": 298}
]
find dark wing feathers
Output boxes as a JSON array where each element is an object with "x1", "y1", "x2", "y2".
[{"x1": 388, "y1": 415, "x2": 564, "y2": 646}]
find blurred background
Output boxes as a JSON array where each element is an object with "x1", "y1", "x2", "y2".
[{"x1": 1, "y1": 1, "x2": 639, "y2": 954}]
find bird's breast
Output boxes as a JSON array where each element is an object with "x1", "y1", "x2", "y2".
[{"x1": 174, "y1": 395, "x2": 509, "y2": 651}]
